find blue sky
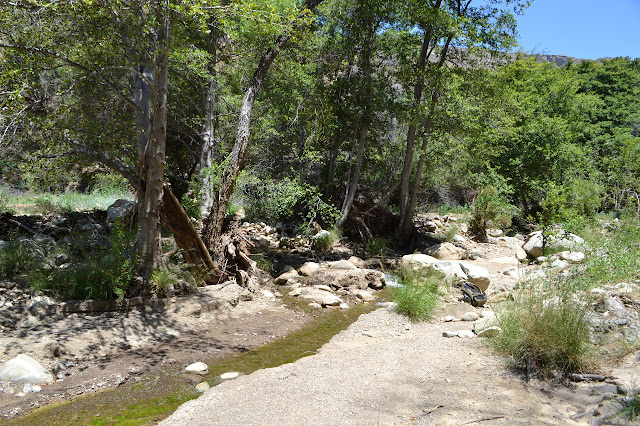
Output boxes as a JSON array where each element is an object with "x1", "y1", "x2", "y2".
[{"x1": 514, "y1": 0, "x2": 640, "y2": 60}]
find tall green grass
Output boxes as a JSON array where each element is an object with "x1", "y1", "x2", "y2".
[{"x1": 391, "y1": 270, "x2": 444, "y2": 322}]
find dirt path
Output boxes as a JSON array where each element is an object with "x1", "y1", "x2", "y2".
[{"x1": 160, "y1": 304, "x2": 627, "y2": 425}]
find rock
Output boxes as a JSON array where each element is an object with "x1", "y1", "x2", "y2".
[
  {"x1": 298, "y1": 262, "x2": 320, "y2": 276},
  {"x1": 23, "y1": 383, "x2": 42, "y2": 393},
  {"x1": 0, "y1": 354, "x2": 55, "y2": 384},
  {"x1": 308, "y1": 303, "x2": 322, "y2": 309},
  {"x1": 53, "y1": 253, "x2": 70, "y2": 267},
  {"x1": 319, "y1": 293, "x2": 344, "y2": 306},
  {"x1": 442, "y1": 331, "x2": 458, "y2": 338},
  {"x1": 275, "y1": 267, "x2": 300, "y2": 285},
  {"x1": 546, "y1": 231, "x2": 585, "y2": 252},
  {"x1": 400, "y1": 254, "x2": 438, "y2": 275},
  {"x1": 253, "y1": 235, "x2": 271, "y2": 251},
  {"x1": 329, "y1": 260, "x2": 358, "y2": 270},
  {"x1": 486, "y1": 228, "x2": 503, "y2": 237},
  {"x1": 195, "y1": 382, "x2": 210, "y2": 393},
  {"x1": 453, "y1": 235, "x2": 467, "y2": 242},
  {"x1": 604, "y1": 296, "x2": 626, "y2": 316},
  {"x1": 347, "y1": 256, "x2": 366, "y2": 268},
  {"x1": 261, "y1": 290, "x2": 275, "y2": 299},
  {"x1": 219, "y1": 372, "x2": 240, "y2": 381},
  {"x1": 441, "y1": 316, "x2": 455, "y2": 322},
  {"x1": 332, "y1": 270, "x2": 386, "y2": 290},
  {"x1": 356, "y1": 290, "x2": 376, "y2": 302},
  {"x1": 461, "y1": 312, "x2": 479, "y2": 321},
  {"x1": 289, "y1": 288, "x2": 302, "y2": 297},
  {"x1": 339, "y1": 303, "x2": 350, "y2": 309},
  {"x1": 425, "y1": 242, "x2": 468, "y2": 260},
  {"x1": 459, "y1": 263, "x2": 491, "y2": 291},
  {"x1": 536, "y1": 256, "x2": 548, "y2": 263},
  {"x1": 523, "y1": 231, "x2": 544, "y2": 259},
  {"x1": 317, "y1": 285, "x2": 333, "y2": 292},
  {"x1": 432, "y1": 261, "x2": 467, "y2": 281},
  {"x1": 490, "y1": 256, "x2": 520, "y2": 266},
  {"x1": 550, "y1": 259, "x2": 569, "y2": 269},
  {"x1": 106, "y1": 199, "x2": 135, "y2": 223},
  {"x1": 14, "y1": 237, "x2": 46, "y2": 261},
  {"x1": 474, "y1": 314, "x2": 499, "y2": 334},
  {"x1": 476, "y1": 327, "x2": 502, "y2": 338},
  {"x1": 559, "y1": 251, "x2": 585, "y2": 263},
  {"x1": 185, "y1": 362, "x2": 209, "y2": 375},
  {"x1": 28, "y1": 295, "x2": 56, "y2": 319},
  {"x1": 297, "y1": 287, "x2": 344, "y2": 307},
  {"x1": 457, "y1": 330, "x2": 475, "y2": 339}
]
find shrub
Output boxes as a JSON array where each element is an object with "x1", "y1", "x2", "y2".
[
  {"x1": 151, "y1": 263, "x2": 198, "y2": 297},
  {"x1": 491, "y1": 278, "x2": 594, "y2": 378},
  {"x1": 616, "y1": 390, "x2": 640, "y2": 422},
  {"x1": 366, "y1": 237, "x2": 389, "y2": 257},
  {"x1": 470, "y1": 185, "x2": 519, "y2": 241},
  {"x1": 29, "y1": 222, "x2": 136, "y2": 300},
  {"x1": 0, "y1": 241, "x2": 41, "y2": 279},
  {"x1": 391, "y1": 270, "x2": 443, "y2": 322}
]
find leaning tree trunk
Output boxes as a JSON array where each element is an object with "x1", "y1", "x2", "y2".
[
  {"x1": 159, "y1": 183, "x2": 226, "y2": 284},
  {"x1": 202, "y1": 0, "x2": 326, "y2": 248}
]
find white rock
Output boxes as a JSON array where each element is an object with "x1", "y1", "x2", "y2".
[
  {"x1": 298, "y1": 262, "x2": 320, "y2": 276},
  {"x1": 523, "y1": 231, "x2": 544, "y2": 259},
  {"x1": 502, "y1": 267, "x2": 521, "y2": 278},
  {"x1": 185, "y1": 362, "x2": 209, "y2": 375},
  {"x1": 316, "y1": 285, "x2": 333, "y2": 292},
  {"x1": 0, "y1": 354, "x2": 55, "y2": 385},
  {"x1": 442, "y1": 331, "x2": 458, "y2": 338},
  {"x1": 425, "y1": 242, "x2": 468, "y2": 260},
  {"x1": 329, "y1": 260, "x2": 358, "y2": 270},
  {"x1": 490, "y1": 256, "x2": 520, "y2": 266},
  {"x1": 356, "y1": 291, "x2": 376, "y2": 302},
  {"x1": 479, "y1": 311, "x2": 495, "y2": 318},
  {"x1": 461, "y1": 312, "x2": 479, "y2": 321},
  {"x1": 275, "y1": 268, "x2": 300, "y2": 284},
  {"x1": 453, "y1": 235, "x2": 467, "y2": 242},
  {"x1": 27, "y1": 295, "x2": 56, "y2": 319},
  {"x1": 195, "y1": 382, "x2": 210, "y2": 393},
  {"x1": 441, "y1": 316, "x2": 455, "y2": 322},
  {"x1": 486, "y1": 228, "x2": 503, "y2": 237},
  {"x1": 458, "y1": 263, "x2": 491, "y2": 291},
  {"x1": 559, "y1": 251, "x2": 585, "y2": 263},
  {"x1": 550, "y1": 259, "x2": 569, "y2": 269},
  {"x1": 339, "y1": 303, "x2": 350, "y2": 309},
  {"x1": 289, "y1": 288, "x2": 302, "y2": 297},
  {"x1": 400, "y1": 254, "x2": 438, "y2": 275},
  {"x1": 308, "y1": 303, "x2": 322, "y2": 309},
  {"x1": 474, "y1": 315, "x2": 499, "y2": 334},
  {"x1": 432, "y1": 261, "x2": 467, "y2": 281},
  {"x1": 23, "y1": 383, "x2": 41, "y2": 393},
  {"x1": 320, "y1": 293, "x2": 344, "y2": 306},
  {"x1": 261, "y1": 290, "x2": 275, "y2": 299},
  {"x1": 546, "y1": 231, "x2": 585, "y2": 252},
  {"x1": 457, "y1": 330, "x2": 475, "y2": 339},
  {"x1": 219, "y1": 372, "x2": 240, "y2": 380},
  {"x1": 347, "y1": 256, "x2": 366, "y2": 268}
]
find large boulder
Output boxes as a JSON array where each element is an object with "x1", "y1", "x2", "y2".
[
  {"x1": 459, "y1": 262, "x2": 491, "y2": 291},
  {"x1": 274, "y1": 266, "x2": 300, "y2": 285},
  {"x1": 432, "y1": 261, "x2": 467, "y2": 282},
  {"x1": 333, "y1": 269, "x2": 386, "y2": 290},
  {"x1": 296, "y1": 287, "x2": 344, "y2": 307},
  {"x1": 424, "y1": 242, "x2": 468, "y2": 260},
  {"x1": 523, "y1": 231, "x2": 544, "y2": 259},
  {"x1": 298, "y1": 262, "x2": 320, "y2": 276},
  {"x1": 546, "y1": 231, "x2": 585, "y2": 252},
  {"x1": 106, "y1": 199, "x2": 135, "y2": 223},
  {"x1": 0, "y1": 354, "x2": 55, "y2": 385},
  {"x1": 329, "y1": 259, "x2": 358, "y2": 270},
  {"x1": 400, "y1": 254, "x2": 438, "y2": 275},
  {"x1": 28, "y1": 296, "x2": 57, "y2": 320}
]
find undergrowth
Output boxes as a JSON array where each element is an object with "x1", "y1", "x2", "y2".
[
  {"x1": 391, "y1": 270, "x2": 444, "y2": 322},
  {"x1": 491, "y1": 276, "x2": 595, "y2": 378}
]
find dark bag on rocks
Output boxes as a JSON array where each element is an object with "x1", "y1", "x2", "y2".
[{"x1": 462, "y1": 282, "x2": 486, "y2": 307}]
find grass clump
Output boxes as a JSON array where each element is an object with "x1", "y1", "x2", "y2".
[
  {"x1": 312, "y1": 228, "x2": 340, "y2": 252},
  {"x1": 616, "y1": 389, "x2": 640, "y2": 422},
  {"x1": 491, "y1": 278, "x2": 594, "y2": 378},
  {"x1": 391, "y1": 270, "x2": 443, "y2": 322}
]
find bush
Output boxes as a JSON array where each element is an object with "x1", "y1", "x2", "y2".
[
  {"x1": 391, "y1": 270, "x2": 443, "y2": 322},
  {"x1": 312, "y1": 229, "x2": 340, "y2": 252},
  {"x1": 470, "y1": 184, "x2": 519, "y2": 241},
  {"x1": 365, "y1": 237, "x2": 389, "y2": 257},
  {"x1": 491, "y1": 278, "x2": 594, "y2": 378},
  {"x1": 237, "y1": 174, "x2": 339, "y2": 228},
  {"x1": 29, "y1": 222, "x2": 136, "y2": 300},
  {"x1": 0, "y1": 241, "x2": 41, "y2": 279}
]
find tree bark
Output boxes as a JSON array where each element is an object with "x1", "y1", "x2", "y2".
[{"x1": 159, "y1": 183, "x2": 225, "y2": 284}]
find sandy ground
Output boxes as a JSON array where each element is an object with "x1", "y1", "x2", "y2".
[{"x1": 161, "y1": 304, "x2": 636, "y2": 425}]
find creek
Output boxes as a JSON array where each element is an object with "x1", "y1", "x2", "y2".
[{"x1": 7, "y1": 301, "x2": 378, "y2": 425}]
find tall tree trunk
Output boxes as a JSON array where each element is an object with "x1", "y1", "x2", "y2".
[
  {"x1": 199, "y1": 16, "x2": 223, "y2": 218},
  {"x1": 134, "y1": 17, "x2": 171, "y2": 285},
  {"x1": 396, "y1": 9, "x2": 439, "y2": 245},
  {"x1": 203, "y1": 0, "x2": 325, "y2": 247},
  {"x1": 336, "y1": 25, "x2": 374, "y2": 229}
]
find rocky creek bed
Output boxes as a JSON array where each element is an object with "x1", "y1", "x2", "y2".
[{"x1": 1, "y1": 211, "x2": 640, "y2": 424}]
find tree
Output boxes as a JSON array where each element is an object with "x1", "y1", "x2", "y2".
[{"x1": 394, "y1": 0, "x2": 525, "y2": 245}]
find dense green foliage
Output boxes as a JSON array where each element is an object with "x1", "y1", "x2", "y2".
[{"x1": 391, "y1": 270, "x2": 443, "y2": 321}]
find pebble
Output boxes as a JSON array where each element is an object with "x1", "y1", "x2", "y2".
[
  {"x1": 195, "y1": 382, "x2": 210, "y2": 393},
  {"x1": 185, "y1": 362, "x2": 209, "y2": 375},
  {"x1": 461, "y1": 312, "x2": 479, "y2": 321},
  {"x1": 457, "y1": 330, "x2": 475, "y2": 339},
  {"x1": 441, "y1": 316, "x2": 455, "y2": 322}
]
